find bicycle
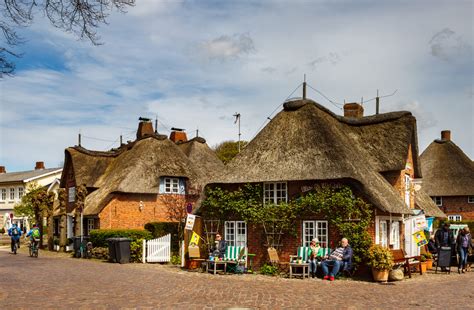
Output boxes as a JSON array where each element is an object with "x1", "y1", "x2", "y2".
[{"x1": 29, "y1": 239, "x2": 39, "y2": 258}]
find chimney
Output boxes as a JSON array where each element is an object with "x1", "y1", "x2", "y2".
[
  {"x1": 35, "y1": 161, "x2": 45, "y2": 170},
  {"x1": 0, "y1": 166, "x2": 5, "y2": 174},
  {"x1": 441, "y1": 130, "x2": 451, "y2": 141},
  {"x1": 169, "y1": 127, "x2": 188, "y2": 144},
  {"x1": 136, "y1": 117, "x2": 154, "y2": 140},
  {"x1": 343, "y1": 102, "x2": 364, "y2": 118}
]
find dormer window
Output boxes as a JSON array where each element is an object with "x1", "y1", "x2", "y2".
[
  {"x1": 160, "y1": 177, "x2": 185, "y2": 195},
  {"x1": 432, "y1": 196, "x2": 442, "y2": 206},
  {"x1": 264, "y1": 182, "x2": 287, "y2": 205}
]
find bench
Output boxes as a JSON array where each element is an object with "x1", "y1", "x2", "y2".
[
  {"x1": 224, "y1": 246, "x2": 247, "y2": 273},
  {"x1": 390, "y1": 249, "x2": 422, "y2": 278},
  {"x1": 289, "y1": 247, "x2": 331, "y2": 278}
]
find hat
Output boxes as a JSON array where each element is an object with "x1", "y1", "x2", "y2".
[{"x1": 312, "y1": 238, "x2": 319, "y2": 243}]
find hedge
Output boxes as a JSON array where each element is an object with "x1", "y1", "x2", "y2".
[
  {"x1": 89, "y1": 229, "x2": 153, "y2": 248},
  {"x1": 144, "y1": 222, "x2": 180, "y2": 253}
]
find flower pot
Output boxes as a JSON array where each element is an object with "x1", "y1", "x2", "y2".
[
  {"x1": 185, "y1": 259, "x2": 201, "y2": 270},
  {"x1": 372, "y1": 268, "x2": 390, "y2": 282},
  {"x1": 418, "y1": 261, "x2": 427, "y2": 273},
  {"x1": 54, "y1": 245, "x2": 59, "y2": 251},
  {"x1": 426, "y1": 259, "x2": 433, "y2": 270}
]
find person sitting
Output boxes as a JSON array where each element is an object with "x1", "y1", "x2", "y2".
[
  {"x1": 321, "y1": 238, "x2": 353, "y2": 281},
  {"x1": 307, "y1": 238, "x2": 321, "y2": 278},
  {"x1": 209, "y1": 233, "x2": 227, "y2": 259}
]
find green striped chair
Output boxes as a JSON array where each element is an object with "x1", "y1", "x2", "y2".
[
  {"x1": 224, "y1": 246, "x2": 247, "y2": 272},
  {"x1": 290, "y1": 247, "x2": 332, "y2": 263}
]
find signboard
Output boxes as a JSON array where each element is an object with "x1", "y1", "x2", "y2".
[
  {"x1": 437, "y1": 247, "x2": 452, "y2": 268},
  {"x1": 185, "y1": 214, "x2": 196, "y2": 231},
  {"x1": 186, "y1": 203, "x2": 193, "y2": 214},
  {"x1": 412, "y1": 230, "x2": 428, "y2": 247},
  {"x1": 414, "y1": 216, "x2": 427, "y2": 231},
  {"x1": 189, "y1": 231, "x2": 200, "y2": 247}
]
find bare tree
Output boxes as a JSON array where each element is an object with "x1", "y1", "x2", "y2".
[{"x1": 0, "y1": 0, "x2": 135, "y2": 77}]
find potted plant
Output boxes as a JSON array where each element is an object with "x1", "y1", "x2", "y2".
[
  {"x1": 367, "y1": 245, "x2": 393, "y2": 282},
  {"x1": 66, "y1": 238, "x2": 74, "y2": 252},
  {"x1": 419, "y1": 254, "x2": 428, "y2": 273},
  {"x1": 53, "y1": 238, "x2": 60, "y2": 251},
  {"x1": 423, "y1": 253, "x2": 433, "y2": 270}
]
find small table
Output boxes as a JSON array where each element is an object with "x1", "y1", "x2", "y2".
[
  {"x1": 206, "y1": 260, "x2": 227, "y2": 275},
  {"x1": 289, "y1": 262, "x2": 309, "y2": 279},
  {"x1": 247, "y1": 253, "x2": 256, "y2": 273}
]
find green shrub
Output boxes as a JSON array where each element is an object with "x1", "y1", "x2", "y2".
[
  {"x1": 367, "y1": 245, "x2": 394, "y2": 271},
  {"x1": 259, "y1": 264, "x2": 279, "y2": 276},
  {"x1": 170, "y1": 255, "x2": 181, "y2": 265},
  {"x1": 89, "y1": 229, "x2": 152, "y2": 248},
  {"x1": 130, "y1": 238, "x2": 145, "y2": 263},
  {"x1": 144, "y1": 222, "x2": 180, "y2": 253}
]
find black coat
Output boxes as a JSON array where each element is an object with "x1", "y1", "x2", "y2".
[
  {"x1": 210, "y1": 240, "x2": 227, "y2": 258},
  {"x1": 435, "y1": 228, "x2": 454, "y2": 248}
]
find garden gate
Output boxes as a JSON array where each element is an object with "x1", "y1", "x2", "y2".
[{"x1": 143, "y1": 234, "x2": 171, "y2": 263}]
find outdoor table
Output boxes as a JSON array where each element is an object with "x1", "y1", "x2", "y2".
[
  {"x1": 206, "y1": 260, "x2": 227, "y2": 275},
  {"x1": 289, "y1": 262, "x2": 309, "y2": 279}
]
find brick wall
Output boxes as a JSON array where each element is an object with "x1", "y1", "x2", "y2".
[
  {"x1": 99, "y1": 193, "x2": 196, "y2": 230},
  {"x1": 438, "y1": 196, "x2": 474, "y2": 220}
]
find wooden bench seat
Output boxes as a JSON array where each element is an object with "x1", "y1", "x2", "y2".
[{"x1": 390, "y1": 249, "x2": 422, "y2": 278}]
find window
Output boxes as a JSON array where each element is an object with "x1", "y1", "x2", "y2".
[
  {"x1": 302, "y1": 220, "x2": 328, "y2": 248},
  {"x1": 224, "y1": 221, "x2": 247, "y2": 247},
  {"x1": 68, "y1": 187, "x2": 76, "y2": 203},
  {"x1": 164, "y1": 177, "x2": 180, "y2": 194},
  {"x1": 0, "y1": 188, "x2": 6, "y2": 201},
  {"x1": 18, "y1": 187, "x2": 24, "y2": 200},
  {"x1": 379, "y1": 220, "x2": 388, "y2": 247},
  {"x1": 390, "y1": 221, "x2": 400, "y2": 249},
  {"x1": 87, "y1": 218, "x2": 95, "y2": 232},
  {"x1": 432, "y1": 196, "x2": 442, "y2": 206},
  {"x1": 468, "y1": 196, "x2": 474, "y2": 204},
  {"x1": 448, "y1": 215, "x2": 462, "y2": 222},
  {"x1": 404, "y1": 175, "x2": 411, "y2": 207},
  {"x1": 9, "y1": 188, "x2": 15, "y2": 200},
  {"x1": 376, "y1": 217, "x2": 401, "y2": 249},
  {"x1": 264, "y1": 182, "x2": 287, "y2": 205}
]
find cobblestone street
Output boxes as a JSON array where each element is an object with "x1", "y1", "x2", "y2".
[{"x1": 1, "y1": 247, "x2": 473, "y2": 309}]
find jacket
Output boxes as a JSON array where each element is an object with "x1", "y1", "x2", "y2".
[
  {"x1": 8, "y1": 225, "x2": 22, "y2": 240},
  {"x1": 435, "y1": 228, "x2": 454, "y2": 248},
  {"x1": 342, "y1": 245, "x2": 353, "y2": 271},
  {"x1": 456, "y1": 232, "x2": 473, "y2": 252},
  {"x1": 26, "y1": 227, "x2": 40, "y2": 239},
  {"x1": 210, "y1": 240, "x2": 227, "y2": 258}
]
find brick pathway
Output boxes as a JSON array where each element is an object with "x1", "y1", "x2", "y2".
[{"x1": 0, "y1": 246, "x2": 473, "y2": 309}]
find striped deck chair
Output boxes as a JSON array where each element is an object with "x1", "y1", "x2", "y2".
[{"x1": 224, "y1": 246, "x2": 247, "y2": 273}]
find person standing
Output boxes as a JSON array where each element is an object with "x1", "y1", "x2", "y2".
[
  {"x1": 435, "y1": 223, "x2": 455, "y2": 248},
  {"x1": 456, "y1": 227, "x2": 473, "y2": 273}
]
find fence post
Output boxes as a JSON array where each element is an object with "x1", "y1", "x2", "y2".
[
  {"x1": 142, "y1": 239, "x2": 146, "y2": 264},
  {"x1": 180, "y1": 241, "x2": 185, "y2": 268}
]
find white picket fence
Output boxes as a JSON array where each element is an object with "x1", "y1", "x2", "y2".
[{"x1": 143, "y1": 234, "x2": 171, "y2": 263}]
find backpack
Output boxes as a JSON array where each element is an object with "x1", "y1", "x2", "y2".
[
  {"x1": 12, "y1": 227, "x2": 19, "y2": 236},
  {"x1": 32, "y1": 228, "x2": 40, "y2": 238}
]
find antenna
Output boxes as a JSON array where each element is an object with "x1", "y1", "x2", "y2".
[
  {"x1": 196, "y1": 128, "x2": 199, "y2": 138},
  {"x1": 233, "y1": 112, "x2": 241, "y2": 153},
  {"x1": 154, "y1": 117, "x2": 158, "y2": 134},
  {"x1": 303, "y1": 74, "x2": 307, "y2": 100},
  {"x1": 120, "y1": 134, "x2": 123, "y2": 145},
  {"x1": 78, "y1": 132, "x2": 81, "y2": 147},
  {"x1": 376, "y1": 89, "x2": 380, "y2": 115}
]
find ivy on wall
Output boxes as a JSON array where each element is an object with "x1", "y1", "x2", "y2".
[{"x1": 201, "y1": 184, "x2": 373, "y2": 268}]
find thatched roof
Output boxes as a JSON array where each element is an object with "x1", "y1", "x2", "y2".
[
  {"x1": 177, "y1": 137, "x2": 225, "y2": 184},
  {"x1": 415, "y1": 189, "x2": 446, "y2": 218},
  {"x1": 213, "y1": 99, "x2": 420, "y2": 214},
  {"x1": 420, "y1": 139, "x2": 474, "y2": 196},
  {"x1": 60, "y1": 133, "x2": 222, "y2": 216}
]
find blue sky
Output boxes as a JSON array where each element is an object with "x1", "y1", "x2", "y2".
[{"x1": 0, "y1": 0, "x2": 472, "y2": 172}]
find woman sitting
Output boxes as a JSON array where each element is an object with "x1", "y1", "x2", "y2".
[{"x1": 307, "y1": 238, "x2": 321, "y2": 278}]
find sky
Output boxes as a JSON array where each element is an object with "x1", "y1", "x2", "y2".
[{"x1": 0, "y1": 0, "x2": 472, "y2": 172}]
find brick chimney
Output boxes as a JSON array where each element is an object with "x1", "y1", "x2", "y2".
[
  {"x1": 35, "y1": 161, "x2": 45, "y2": 170},
  {"x1": 343, "y1": 103, "x2": 364, "y2": 118},
  {"x1": 0, "y1": 166, "x2": 5, "y2": 174},
  {"x1": 441, "y1": 130, "x2": 451, "y2": 141},
  {"x1": 136, "y1": 118, "x2": 154, "y2": 140},
  {"x1": 169, "y1": 128, "x2": 187, "y2": 144}
]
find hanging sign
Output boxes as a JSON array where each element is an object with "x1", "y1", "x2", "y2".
[
  {"x1": 412, "y1": 230, "x2": 428, "y2": 247},
  {"x1": 189, "y1": 231, "x2": 200, "y2": 247},
  {"x1": 185, "y1": 214, "x2": 196, "y2": 231},
  {"x1": 413, "y1": 216, "x2": 427, "y2": 231}
]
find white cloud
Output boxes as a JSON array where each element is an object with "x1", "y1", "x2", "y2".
[
  {"x1": 199, "y1": 33, "x2": 255, "y2": 61},
  {"x1": 429, "y1": 28, "x2": 472, "y2": 62}
]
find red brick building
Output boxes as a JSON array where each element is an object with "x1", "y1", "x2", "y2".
[
  {"x1": 199, "y1": 98, "x2": 444, "y2": 267},
  {"x1": 57, "y1": 119, "x2": 224, "y2": 241},
  {"x1": 420, "y1": 130, "x2": 474, "y2": 221}
]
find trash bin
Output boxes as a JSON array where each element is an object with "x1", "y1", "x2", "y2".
[
  {"x1": 73, "y1": 236, "x2": 89, "y2": 258},
  {"x1": 114, "y1": 238, "x2": 131, "y2": 264},
  {"x1": 107, "y1": 238, "x2": 118, "y2": 263}
]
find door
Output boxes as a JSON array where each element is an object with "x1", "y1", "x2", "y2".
[{"x1": 404, "y1": 217, "x2": 419, "y2": 257}]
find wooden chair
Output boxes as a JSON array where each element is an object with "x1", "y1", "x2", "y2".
[
  {"x1": 390, "y1": 249, "x2": 422, "y2": 278},
  {"x1": 267, "y1": 247, "x2": 289, "y2": 273}
]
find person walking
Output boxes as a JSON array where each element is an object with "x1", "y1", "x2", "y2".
[{"x1": 456, "y1": 227, "x2": 473, "y2": 273}]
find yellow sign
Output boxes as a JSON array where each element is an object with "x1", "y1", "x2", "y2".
[
  {"x1": 189, "y1": 231, "x2": 200, "y2": 247},
  {"x1": 413, "y1": 230, "x2": 427, "y2": 247}
]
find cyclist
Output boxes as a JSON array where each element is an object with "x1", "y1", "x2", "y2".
[
  {"x1": 8, "y1": 223, "x2": 22, "y2": 254},
  {"x1": 26, "y1": 224, "x2": 41, "y2": 250}
]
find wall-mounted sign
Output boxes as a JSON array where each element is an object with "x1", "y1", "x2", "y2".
[{"x1": 185, "y1": 214, "x2": 196, "y2": 231}]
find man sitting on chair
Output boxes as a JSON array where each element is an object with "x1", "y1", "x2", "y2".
[
  {"x1": 321, "y1": 238, "x2": 353, "y2": 281},
  {"x1": 210, "y1": 233, "x2": 227, "y2": 258}
]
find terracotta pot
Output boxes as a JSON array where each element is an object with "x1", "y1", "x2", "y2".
[
  {"x1": 372, "y1": 268, "x2": 389, "y2": 282},
  {"x1": 419, "y1": 261, "x2": 427, "y2": 273},
  {"x1": 186, "y1": 259, "x2": 201, "y2": 270},
  {"x1": 426, "y1": 259, "x2": 433, "y2": 270}
]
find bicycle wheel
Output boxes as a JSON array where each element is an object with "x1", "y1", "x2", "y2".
[
  {"x1": 34, "y1": 244, "x2": 39, "y2": 258},
  {"x1": 29, "y1": 245, "x2": 33, "y2": 257}
]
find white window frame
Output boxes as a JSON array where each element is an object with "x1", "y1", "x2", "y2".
[
  {"x1": 263, "y1": 182, "x2": 287, "y2": 205},
  {"x1": 375, "y1": 216, "x2": 402, "y2": 249},
  {"x1": 468, "y1": 196, "x2": 474, "y2": 204},
  {"x1": 224, "y1": 221, "x2": 247, "y2": 247},
  {"x1": 164, "y1": 177, "x2": 180, "y2": 194},
  {"x1": 302, "y1": 220, "x2": 328, "y2": 248},
  {"x1": 9, "y1": 187, "x2": 15, "y2": 201},
  {"x1": 18, "y1": 187, "x2": 24, "y2": 200},
  {"x1": 448, "y1": 215, "x2": 462, "y2": 222},
  {"x1": 68, "y1": 187, "x2": 76, "y2": 203},
  {"x1": 379, "y1": 220, "x2": 388, "y2": 248},
  {"x1": 390, "y1": 221, "x2": 400, "y2": 249},
  {"x1": 0, "y1": 188, "x2": 6, "y2": 201},
  {"x1": 87, "y1": 218, "x2": 95, "y2": 232},
  {"x1": 404, "y1": 175, "x2": 411, "y2": 207},
  {"x1": 433, "y1": 196, "x2": 442, "y2": 206}
]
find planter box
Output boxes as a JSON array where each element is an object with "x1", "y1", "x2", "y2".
[
  {"x1": 417, "y1": 261, "x2": 427, "y2": 273},
  {"x1": 426, "y1": 259, "x2": 433, "y2": 270}
]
